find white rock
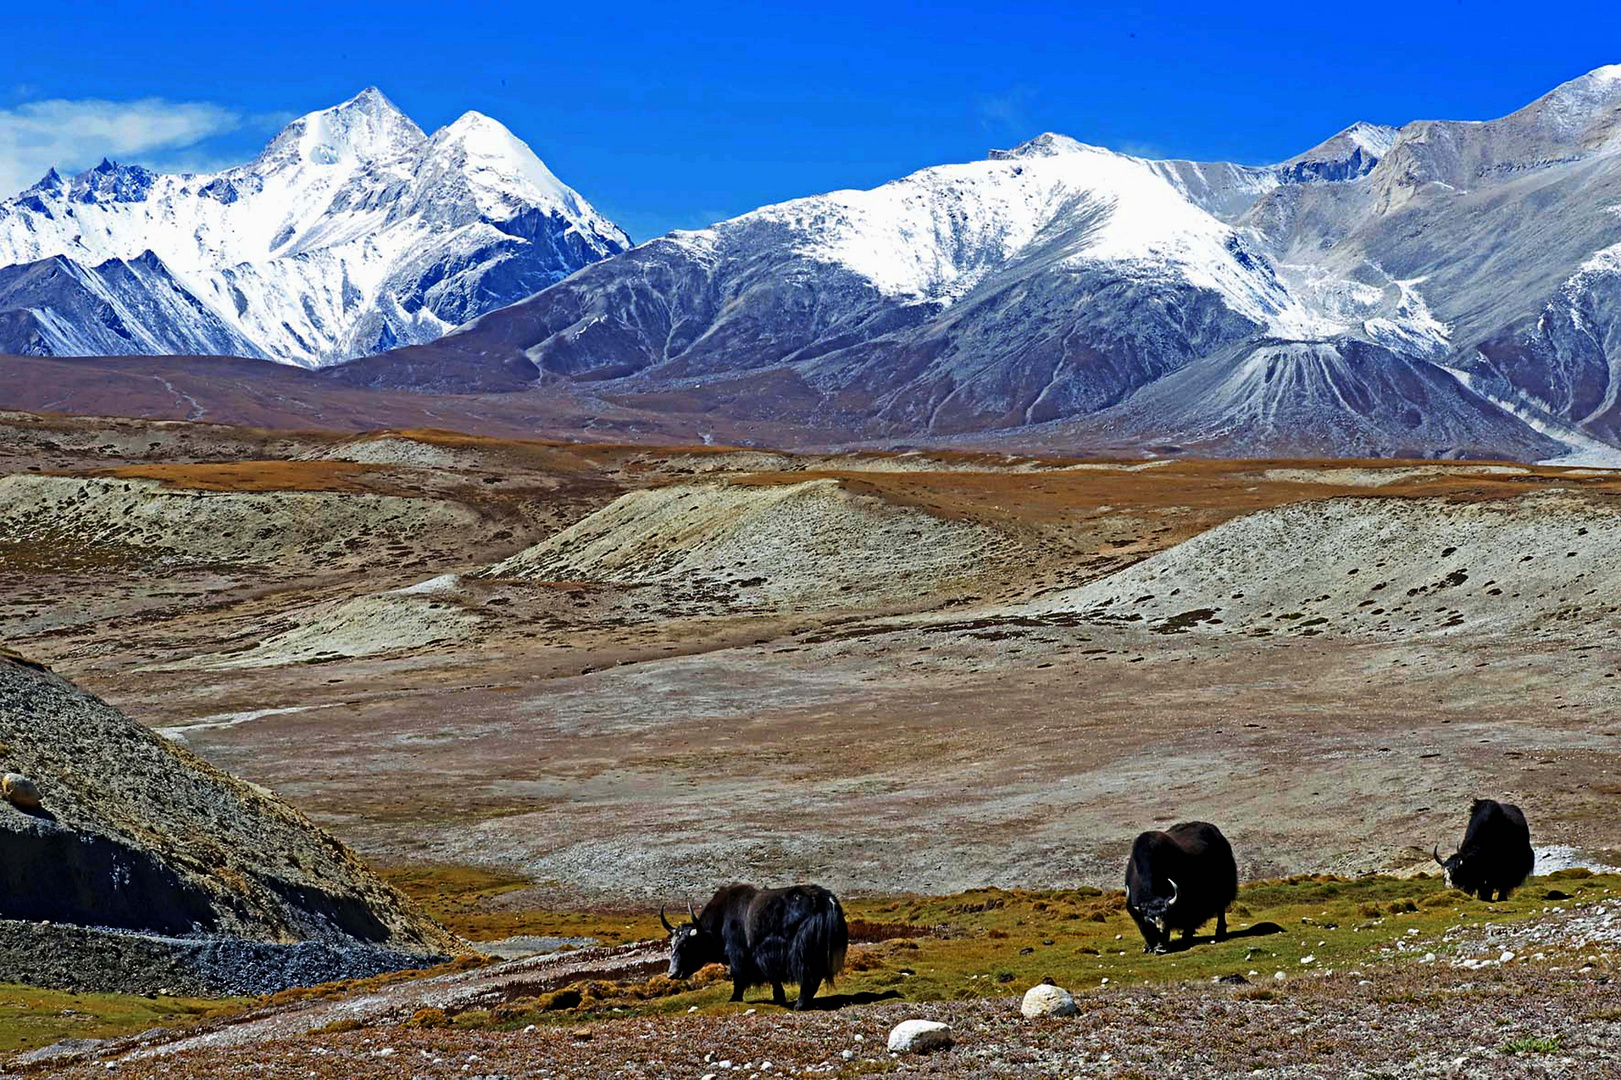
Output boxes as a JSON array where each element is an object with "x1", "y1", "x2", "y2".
[
  {"x1": 841, "y1": 1050, "x2": 855, "y2": 1061},
  {"x1": 887, "y1": 1019, "x2": 953, "y2": 1053},
  {"x1": 1020, "y1": 984, "x2": 1077, "y2": 1018}
]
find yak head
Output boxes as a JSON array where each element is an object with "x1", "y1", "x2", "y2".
[
  {"x1": 661, "y1": 904, "x2": 722, "y2": 979},
  {"x1": 1137, "y1": 878, "x2": 1181, "y2": 934},
  {"x1": 1433, "y1": 844, "x2": 1480, "y2": 895}
]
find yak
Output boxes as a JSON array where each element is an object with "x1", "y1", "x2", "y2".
[
  {"x1": 662, "y1": 882, "x2": 848, "y2": 1010},
  {"x1": 1125, "y1": 821, "x2": 1238, "y2": 953},
  {"x1": 1434, "y1": 798, "x2": 1534, "y2": 901}
]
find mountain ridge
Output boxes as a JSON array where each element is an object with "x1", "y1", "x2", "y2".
[
  {"x1": 8, "y1": 68, "x2": 1621, "y2": 462},
  {"x1": 0, "y1": 88, "x2": 629, "y2": 366}
]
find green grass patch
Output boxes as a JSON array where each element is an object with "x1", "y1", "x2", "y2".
[
  {"x1": 415, "y1": 871, "x2": 1620, "y2": 1028},
  {"x1": 0, "y1": 983, "x2": 245, "y2": 1055},
  {"x1": 1503, "y1": 1035, "x2": 1561, "y2": 1054}
]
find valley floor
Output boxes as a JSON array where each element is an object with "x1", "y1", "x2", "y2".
[{"x1": 2, "y1": 413, "x2": 1620, "y2": 1072}]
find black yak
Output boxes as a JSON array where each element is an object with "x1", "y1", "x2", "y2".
[
  {"x1": 662, "y1": 882, "x2": 847, "y2": 1009},
  {"x1": 1434, "y1": 798, "x2": 1535, "y2": 901},
  {"x1": 1125, "y1": 821, "x2": 1238, "y2": 953}
]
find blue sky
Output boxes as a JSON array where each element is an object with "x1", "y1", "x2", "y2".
[{"x1": 4, "y1": 1, "x2": 1620, "y2": 240}]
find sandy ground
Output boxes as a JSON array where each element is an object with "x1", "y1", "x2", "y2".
[{"x1": 2, "y1": 414, "x2": 1619, "y2": 909}]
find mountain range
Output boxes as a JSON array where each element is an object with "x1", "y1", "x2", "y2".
[
  {"x1": 0, "y1": 88, "x2": 628, "y2": 366},
  {"x1": 6, "y1": 70, "x2": 1621, "y2": 460}
]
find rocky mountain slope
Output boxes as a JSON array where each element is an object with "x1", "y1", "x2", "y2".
[
  {"x1": 0, "y1": 89, "x2": 628, "y2": 365},
  {"x1": 339, "y1": 66, "x2": 1621, "y2": 460},
  {"x1": 0, "y1": 650, "x2": 460, "y2": 953}
]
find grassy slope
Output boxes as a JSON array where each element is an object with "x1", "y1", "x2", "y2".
[
  {"x1": 0, "y1": 986, "x2": 243, "y2": 1055},
  {"x1": 3, "y1": 869, "x2": 1610, "y2": 1056},
  {"x1": 382, "y1": 865, "x2": 1619, "y2": 1028}
]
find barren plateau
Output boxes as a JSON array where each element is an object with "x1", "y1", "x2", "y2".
[{"x1": 1, "y1": 411, "x2": 1616, "y2": 910}]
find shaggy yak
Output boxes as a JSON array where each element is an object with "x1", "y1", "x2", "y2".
[
  {"x1": 1434, "y1": 798, "x2": 1535, "y2": 901},
  {"x1": 663, "y1": 882, "x2": 847, "y2": 1009},
  {"x1": 1125, "y1": 821, "x2": 1239, "y2": 953}
]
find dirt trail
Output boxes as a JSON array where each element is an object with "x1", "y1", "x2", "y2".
[{"x1": 19, "y1": 942, "x2": 666, "y2": 1070}]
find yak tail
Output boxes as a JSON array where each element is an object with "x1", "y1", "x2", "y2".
[{"x1": 793, "y1": 892, "x2": 849, "y2": 990}]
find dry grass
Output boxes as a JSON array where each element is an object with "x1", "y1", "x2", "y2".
[
  {"x1": 378, "y1": 864, "x2": 667, "y2": 944},
  {"x1": 88, "y1": 460, "x2": 390, "y2": 493}
]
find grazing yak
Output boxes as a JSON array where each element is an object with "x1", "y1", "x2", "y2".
[
  {"x1": 662, "y1": 882, "x2": 848, "y2": 1009},
  {"x1": 1125, "y1": 821, "x2": 1238, "y2": 953},
  {"x1": 1435, "y1": 798, "x2": 1535, "y2": 901}
]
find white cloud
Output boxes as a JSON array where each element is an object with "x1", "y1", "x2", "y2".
[{"x1": 0, "y1": 98, "x2": 242, "y2": 197}]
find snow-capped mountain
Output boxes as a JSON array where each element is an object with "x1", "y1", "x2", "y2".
[
  {"x1": 0, "y1": 88, "x2": 629, "y2": 366},
  {"x1": 340, "y1": 64, "x2": 1621, "y2": 460}
]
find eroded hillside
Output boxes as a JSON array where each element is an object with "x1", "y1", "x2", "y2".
[{"x1": 0, "y1": 412, "x2": 1617, "y2": 908}]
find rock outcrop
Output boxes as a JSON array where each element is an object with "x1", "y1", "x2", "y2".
[{"x1": 0, "y1": 651, "x2": 462, "y2": 954}]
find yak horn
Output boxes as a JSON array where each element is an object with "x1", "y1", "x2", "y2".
[
  {"x1": 659, "y1": 905, "x2": 676, "y2": 933},
  {"x1": 689, "y1": 901, "x2": 700, "y2": 923},
  {"x1": 1167, "y1": 879, "x2": 1180, "y2": 906},
  {"x1": 1433, "y1": 844, "x2": 1447, "y2": 867}
]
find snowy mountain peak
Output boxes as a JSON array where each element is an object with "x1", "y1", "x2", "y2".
[
  {"x1": 0, "y1": 90, "x2": 628, "y2": 367},
  {"x1": 423, "y1": 110, "x2": 616, "y2": 235},
  {"x1": 1339, "y1": 122, "x2": 1399, "y2": 157},
  {"x1": 251, "y1": 87, "x2": 426, "y2": 173},
  {"x1": 988, "y1": 132, "x2": 1091, "y2": 160},
  {"x1": 1498, "y1": 62, "x2": 1621, "y2": 142}
]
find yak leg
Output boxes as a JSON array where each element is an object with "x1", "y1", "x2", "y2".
[
  {"x1": 793, "y1": 980, "x2": 818, "y2": 1011},
  {"x1": 771, "y1": 982, "x2": 787, "y2": 1006},
  {"x1": 730, "y1": 975, "x2": 747, "y2": 1003},
  {"x1": 1216, "y1": 910, "x2": 1228, "y2": 941}
]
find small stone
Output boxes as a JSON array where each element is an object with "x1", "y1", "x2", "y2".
[
  {"x1": 1500, "y1": 951, "x2": 1515, "y2": 963},
  {"x1": 1021, "y1": 984, "x2": 1077, "y2": 1018},
  {"x1": 852, "y1": 1034, "x2": 863, "y2": 1042},
  {"x1": 841, "y1": 1050, "x2": 854, "y2": 1061},
  {"x1": 887, "y1": 1019, "x2": 953, "y2": 1053},
  {"x1": 702, "y1": 1074, "x2": 718, "y2": 1080},
  {"x1": 2, "y1": 773, "x2": 41, "y2": 811}
]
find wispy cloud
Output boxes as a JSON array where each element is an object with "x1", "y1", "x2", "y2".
[
  {"x1": 0, "y1": 98, "x2": 243, "y2": 197},
  {"x1": 975, "y1": 84, "x2": 1039, "y2": 141}
]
